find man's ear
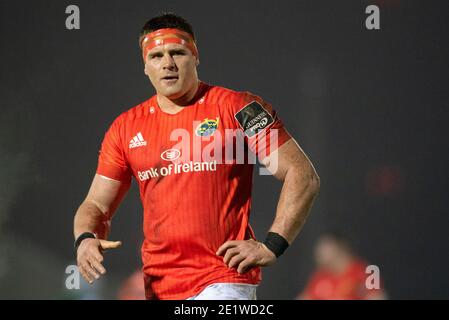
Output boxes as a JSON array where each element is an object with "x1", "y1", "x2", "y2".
[{"x1": 195, "y1": 58, "x2": 200, "y2": 67}]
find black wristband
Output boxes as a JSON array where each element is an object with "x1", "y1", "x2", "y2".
[
  {"x1": 263, "y1": 232, "x2": 289, "y2": 258},
  {"x1": 74, "y1": 232, "x2": 96, "y2": 254}
]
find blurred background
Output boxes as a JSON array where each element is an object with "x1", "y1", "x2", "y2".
[{"x1": 0, "y1": 0, "x2": 448, "y2": 299}]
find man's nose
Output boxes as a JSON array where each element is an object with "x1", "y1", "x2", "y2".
[{"x1": 161, "y1": 53, "x2": 176, "y2": 70}]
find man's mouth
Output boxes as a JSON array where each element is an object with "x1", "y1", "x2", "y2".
[{"x1": 161, "y1": 75, "x2": 179, "y2": 81}]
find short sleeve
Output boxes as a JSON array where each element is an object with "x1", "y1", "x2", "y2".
[
  {"x1": 96, "y1": 117, "x2": 132, "y2": 182},
  {"x1": 230, "y1": 92, "x2": 292, "y2": 160}
]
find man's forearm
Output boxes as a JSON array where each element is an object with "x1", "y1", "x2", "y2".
[
  {"x1": 269, "y1": 166, "x2": 320, "y2": 244},
  {"x1": 73, "y1": 200, "x2": 111, "y2": 240}
]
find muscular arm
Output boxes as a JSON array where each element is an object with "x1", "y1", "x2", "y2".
[
  {"x1": 74, "y1": 174, "x2": 131, "y2": 239},
  {"x1": 217, "y1": 138, "x2": 320, "y2": 273},
  {"x1": 73, "y1": 174, "x2": 131, "y2": 284},
  {"x1": 262, "y1": 138, "x2": 320, "y2": 244}
]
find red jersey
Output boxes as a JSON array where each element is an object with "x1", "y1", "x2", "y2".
[
  {"x1": 301, "y1": 260, "x2": 382, "y2": 300},
  {"x1": 96, "y1": 81, "x2": 292, "y2": 299}
]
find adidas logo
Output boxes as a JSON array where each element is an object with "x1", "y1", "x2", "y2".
[{"x1": 129, "y1": 132, "x2": 147, "y2": 149}]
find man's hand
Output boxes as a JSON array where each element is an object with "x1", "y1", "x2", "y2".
[
  {"x1": 76, "y1": 238, "x2": 122, "y2": 284},
  {"x1": 216, "y1": 239, "x2": 276, "y2": 274}
]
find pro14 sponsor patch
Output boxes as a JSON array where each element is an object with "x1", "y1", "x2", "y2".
[{"x1": 234, "y1": 101, "x2": 274, "y2": 137}]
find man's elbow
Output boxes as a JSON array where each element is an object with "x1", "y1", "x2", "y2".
[
  {"x1": 79, "y1": 198, "x2": 111, "y2": 220},
  {"x1": 289, "y1": 163, "x2": 320, "y2": 196},
  {"x1": 309, "y1": 169, "x2": 320, "y2": 196}
]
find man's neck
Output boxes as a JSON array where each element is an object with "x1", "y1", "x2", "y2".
[{"x1": 157, "y1": 80, "x2": 200, "y2": 114}]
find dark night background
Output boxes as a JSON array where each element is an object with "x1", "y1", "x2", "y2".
[{"x1": 0, "y1": 0, "x2": 448, "y2": 299}]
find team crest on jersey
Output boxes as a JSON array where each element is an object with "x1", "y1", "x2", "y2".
[{"x1": 195, "y1": 117, "x2": 219, "y2": 137}]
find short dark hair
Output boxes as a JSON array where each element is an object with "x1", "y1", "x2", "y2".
[{"x1": 139, "y1": 13, "x2": 195, "y2": 48}]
